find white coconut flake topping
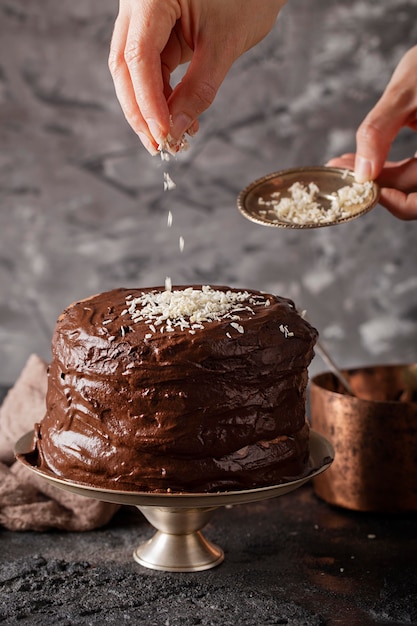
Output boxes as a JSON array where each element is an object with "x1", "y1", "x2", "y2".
[
  {"x1": 279, "y1": 324, "x2": 295, "y2": 338},
  {"x1": 122, "y1": 285, "x2": 269, "y2": 335},
  {"x1": 259, "y1": 179, "x2": 373, "y2": 224}
]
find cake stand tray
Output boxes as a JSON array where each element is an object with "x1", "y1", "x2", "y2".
[{"x1": 15, "y1": 430, "x2": 333, "y2": 572}]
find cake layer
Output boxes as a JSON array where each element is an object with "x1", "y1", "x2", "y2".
[
  {"x1": 34, "y1": 423, "x2": 310, "y2": 492},
  {"x1": 34, "y1": 285, "x2": 318, "y2": 492}
]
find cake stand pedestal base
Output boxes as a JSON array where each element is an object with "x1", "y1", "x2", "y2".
[
  {"x1": 135, "y1": 506, "x2": 223, "y2": 571},
  {"x1": 133, "y1": 506, "x2": 224, "y2": 572}
]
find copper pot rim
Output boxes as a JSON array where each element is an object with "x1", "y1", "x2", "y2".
[{"x1": 310, "y1": 362, "x2": 416, "y2": 407}]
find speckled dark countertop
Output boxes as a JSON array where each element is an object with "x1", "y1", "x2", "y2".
[{"x1": 2, "y1": 476, "x2": 416, "y2": 623}]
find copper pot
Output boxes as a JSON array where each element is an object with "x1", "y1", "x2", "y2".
[{"x1": 309, "y1": 364, "x2": 417, "y2": 512}]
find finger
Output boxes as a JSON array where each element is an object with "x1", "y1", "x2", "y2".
[
  {"x1": 109, "y1": 10, "x2": 159, "y2": 153},
  {"x1": 167, "y1": 44, "x2": 232, "y2": 144},
  {"x1": 379, "y1": 188, "x2": 417, "y2": 220},
  {"x1": 376, "y1": 158, "x2": 417, "y2": 192},
  {"x1": 325, "y1": 154, "x2": 355, "y2": 170},
  {"x1": 326, "y1": 155, "x2": 417, "y2": 220},
  {"x1": 354, "y1": 106, "x2": 404, "y2": 183},
  {"x1": 111, "y1": 1, "x2": 180, "y2": 147},
  {"x1": 123, "y1": 36, "x2": 171, "y2": 146},
  {"x1": 111, "y1": 57, "x2": 160, "y2": 154},
  {"x1": 355, "y1": 46, "x2": 417, "y2": 182}
]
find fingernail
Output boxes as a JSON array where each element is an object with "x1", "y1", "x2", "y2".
[
  {"x1": 170, "y1": 113, "x2": 193, "y2": 143},
  {"x1": 137, "y1": 132, "x2": 158, "y2": 156},
  {"x1": 355, "y1": 156, "x2": 373, "y2": 183},
  {"x1": 146, "y1": 120, "x2": 165, "y2": 147},
  {"x1": 187, "y1": 119, "x2": 199, "y2": 137}
]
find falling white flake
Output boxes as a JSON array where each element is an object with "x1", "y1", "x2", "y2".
[
  {"x1": 158, "y1": 131, "x2": 189, "y2": 156},
  {"x1": 158, "y1": 143, "x2": 171, "y2": 161},
  {"x1": 163, "y1": 172, "x2": 176, "y2": 191}
]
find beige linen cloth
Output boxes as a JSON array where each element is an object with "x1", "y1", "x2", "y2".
[{"x1": 0, "y1": 354, "x2": 119, "y2": 531}]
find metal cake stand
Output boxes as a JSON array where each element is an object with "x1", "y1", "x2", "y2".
[{"x1": 15, "y1": 430, "x2": 333, "y2": 572}]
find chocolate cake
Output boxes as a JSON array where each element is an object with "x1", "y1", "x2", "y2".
[{"x1": 33, "y1": 285, "x2": 318, "y2": 492}]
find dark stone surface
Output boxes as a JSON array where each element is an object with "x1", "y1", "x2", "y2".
[{"x1": 2, "y1": 477, "x2": 417, "y2": 625}]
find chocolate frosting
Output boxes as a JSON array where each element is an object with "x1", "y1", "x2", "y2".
[{"x1": 34, "y1": 285, "x2": 318, "y2": 492}]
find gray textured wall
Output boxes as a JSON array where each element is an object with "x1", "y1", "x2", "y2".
[{"x1": 1, "y1": 0, "x2": 417, "y2": 384}]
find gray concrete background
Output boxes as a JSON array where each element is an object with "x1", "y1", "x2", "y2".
[{"x1": 1, "y1": 0, "x2": 417, "y2": 385}]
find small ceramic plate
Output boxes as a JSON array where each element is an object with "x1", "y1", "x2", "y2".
[{"x1": 237, "y1": 166, "x2": 380, "y2": 229}]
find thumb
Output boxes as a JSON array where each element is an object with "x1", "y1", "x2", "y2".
[
  {"x1": 167, "y1": 44, "x2": 233, "y2": 145},
  {"x1": 354, "y1": 100, "x2": 407, "y2": 183},
  {"x1": 355, "y1": 46, "x2": 417, "y2": 182}
]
